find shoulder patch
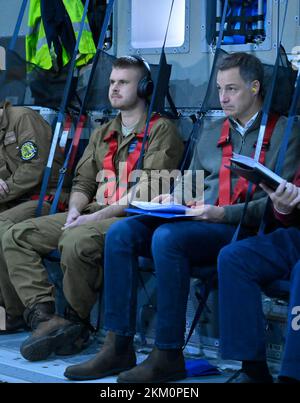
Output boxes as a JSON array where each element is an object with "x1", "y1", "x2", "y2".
[{"x1": 20, "y1": 141, "x2": 38, "y2": 161}]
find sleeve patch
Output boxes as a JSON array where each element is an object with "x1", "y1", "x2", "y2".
[{"x1": 20, "y1": 141, "x2": 38, "y2": 161}]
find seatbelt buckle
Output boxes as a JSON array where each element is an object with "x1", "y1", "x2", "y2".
[{"x1": 59, "y1": 167, "x2": 67, "y2": 174}]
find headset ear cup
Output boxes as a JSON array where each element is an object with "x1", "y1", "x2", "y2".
[
  {"x1": 147, "y1": 78, "x2": 154, "y2": 97},
  {"x1": 137, "y1": 76, "x2": 154, "y2": 98}
]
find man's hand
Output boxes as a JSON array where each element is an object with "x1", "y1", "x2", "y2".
[
  {"x1": 0, "y1": 179, "x2": 9, "y2": 199},
  {"x1": 62, "y1": 207, "x2": 81, "y2": 229},
  {"x1": 260, "y1": 181, "x2": 300, "y2": 214},
  {"x1": 62, "y1": 210, "x2": 103, "y2": 230},
  {"x1": 186, "y1": 202, "x2": 225, "y2": 222}
]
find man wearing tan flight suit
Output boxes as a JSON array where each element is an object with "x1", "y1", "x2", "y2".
[
  {"x1": 1, "y1": 56, "x2": 184, "y2": 361},
  {"x1": 0, "y1": 101, "x2": 64, "y2": 333}
]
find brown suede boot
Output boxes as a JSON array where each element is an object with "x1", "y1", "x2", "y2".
[
  {"x1": 117, "y1": 346, "x2": 186, "y2": 383},
  {"x1": 64, "y1": 332, "x2": 136, "y2": 381},
  {"x1": 21, "y1": 303, "x2": 90, "y2": 362}
]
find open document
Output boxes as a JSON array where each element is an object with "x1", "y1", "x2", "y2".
[{"x1": 227, "y1": 153, "x2": 284, "y2": 190}]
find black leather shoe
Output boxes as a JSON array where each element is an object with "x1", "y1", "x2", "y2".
[
  {"x1": 0, "y1": 314, "x2": 28, "y2": 334},
  {"x1": 226, "y1": 369, "x2": 273, "y2": 383}
]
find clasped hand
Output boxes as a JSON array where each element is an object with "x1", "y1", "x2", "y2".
[
  {"x1": 186, "y1": 200, "x2": 225, "y2": 222},
  {"x1": 62, "y1": 208, "x2": 101, "y2": 230}
]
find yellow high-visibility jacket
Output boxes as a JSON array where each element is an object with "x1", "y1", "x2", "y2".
[{"x1": 26, "y1": 0, "x2": 96, "y2": 70}]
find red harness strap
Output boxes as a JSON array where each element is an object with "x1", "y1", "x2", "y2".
[
  {"x1": 101, "y1": 114, "x2": 161, "y2": 205},
  {"x1": 67, "y1": 114, "x2": 88, "y2": 174},
  {"x1": 217, "y1": 114, "x2": 280, "y2": 206},
  {"x1": 31, "y1": 194, "x2": 67, "y2": 212}
]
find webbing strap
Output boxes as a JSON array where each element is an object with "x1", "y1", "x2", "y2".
[
  {"x1": 184, "y1": 0, "x2": 288, "y2": 349},
  {"x1": 183, "y1": 271, "x2": 216, "y2": 350},
  {"x1": 101, "y1": 115, "x2": 160, "y2": 205},
  {"x1": 58, "y1": 114, "x2": 72, "y2": 151},
  {"x1": 67, "y1": 115, "x2": 87, "y2": 173},
  {"x1": 217, "y1": 114, "x2": 279, "y2": 206},
  {"x1": 166, "y1": 88, "x2": 179, "y2": 118},
  {"x1": 36, "y1": 0, "x2": 91, "y2": 217},
  {"x1": 274, "y1": 70, "x2": 300, "y2": 177},
  {"x1": 182, "y1": 0, "x2": 229, "y2": 349},
  {"x1": 8, "y1": 0, "x2": 28, "y2": 51},
  {"x1": 231, "y1": 1, "x2": 288, "y2": 241},
  {"x1": 129, "y1": 0, "x2": 176, "y2": 204},
  {"x1": 231, "y1": 114, "x2": 278, "y2": 203},
  {"x1": 178, "y1": 0, "x2": 229, "y2": 176},
  {"x1": 259, "y1": 68, "x2": 300, "y2": 234},
  {"x1": 218, "y1": 119, "x2": 231, "y2": 205},
  {"x1": 49, "y1": 0, "x2": 115, "y2": 215}
]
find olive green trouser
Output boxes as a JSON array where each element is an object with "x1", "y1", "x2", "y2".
[
  {"x1": 2, "y1": 211, "x2": 123, "y2": 320},
  {"x1": 0, "y1": 200, "x2": 51, "y2": 317}
]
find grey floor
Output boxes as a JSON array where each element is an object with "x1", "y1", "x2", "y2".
[{"x1": 0, "y1": 330, "x2": 236, "y2": 383}]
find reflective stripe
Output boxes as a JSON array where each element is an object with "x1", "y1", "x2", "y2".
[
  {"x1": 72, "y1": 21, "x2": 92, "y2": 33},
  {"x1": 37, "y1": 37, "x2": 48, "y2": 52}
]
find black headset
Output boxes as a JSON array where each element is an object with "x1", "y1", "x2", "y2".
[{"x1": 127, "y1": 55, "x2": 154, "y2": 99}]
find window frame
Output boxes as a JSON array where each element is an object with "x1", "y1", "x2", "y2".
[{"x1": 128, "y1": 0, "x2": 190, "y2": 55}]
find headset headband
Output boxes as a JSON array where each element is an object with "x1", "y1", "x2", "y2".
[{"x1": 120, "y1": 55, "x2": 151, "y2": 74}]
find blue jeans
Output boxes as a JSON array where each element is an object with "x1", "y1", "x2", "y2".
[
  {"x1": 218, "y1": 227, "x2": 300, "y2": 381},
  {"x1": 104, "y1": 215, "x2": 236, "y2": 349}
]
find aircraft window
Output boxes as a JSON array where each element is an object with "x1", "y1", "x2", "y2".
[{"x1": 130, "y1": 0, "x2": 188, "y2": 51}]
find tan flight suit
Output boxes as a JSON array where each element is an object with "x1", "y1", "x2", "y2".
[
  {"x1": 0, "y1": 102, "x2": 65, "y2": 314},
  {"x1": 2, "y1": 112, "x2": 184, "y2": 319},
  {"x1": 0, "y1": 101, "x2": 64, "y2": 211}
]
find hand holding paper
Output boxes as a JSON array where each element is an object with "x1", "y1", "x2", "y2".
[
  {"x1": 228, "y1": 153, "x2": 284, "y2": 190},
  {"x1": 188, "y1": 204, "x2": 225, "y2": 222},
  {"x1": 260, "y1": 181, "x2": 300, "y2": 213}
]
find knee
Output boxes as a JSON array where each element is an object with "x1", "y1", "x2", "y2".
[
  {"x1": 0, "y1": 218, "x2": 14, "y2": 241},
  {"x1": 59, "y1": 227, "x2": 104, "y2": 262},
  {"x1": 217, "y1": 243, "x2": 244, "y2": 279},
  {"x1": 151, "y1": 224, "x2": 181, "y2": 256},
  {"x1": 106, "y1": 218, "x2": 137, "y2": 248},
  {"x1": 2, "y1": 222, "x2": 28, "y2": 251}
]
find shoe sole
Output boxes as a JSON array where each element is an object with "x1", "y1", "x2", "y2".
[
  {"x1": 64, "y1": 365, "x2": 136, "y2": 381},
  {"x1": 117, "y1": 370, "x2": 187, "y2": 383},
  {"x1": 20, "y1": 323, "x2": 85, "y2": 362},
  {"x1": 0, "y1": 327, "x2": 29, "y2": 335}
]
